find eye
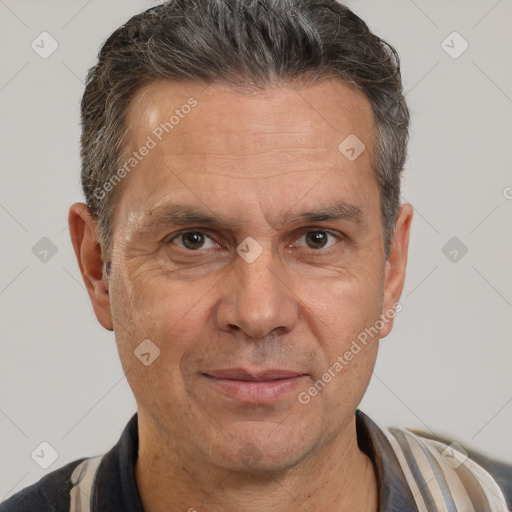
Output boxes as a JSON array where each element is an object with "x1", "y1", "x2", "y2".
[
  {"x1": 294, "y1": 230, "x2": 340, "y2": 250},
  {"x1": 170, "y1": 231, "x2": 218, "y2": 251}
]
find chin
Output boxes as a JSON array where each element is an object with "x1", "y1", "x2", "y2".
[{"x1": 205, "y1": 423, "x2": 318, "y2": 474}]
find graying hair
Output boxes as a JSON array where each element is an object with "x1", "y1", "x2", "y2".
[{"x1": 80, "y1": 0, "x2": 409, "y2": 261}]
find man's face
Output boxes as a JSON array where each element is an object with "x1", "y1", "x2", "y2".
[{"x1": 101, "y1": 79, "x2": 406, "y2": 471}]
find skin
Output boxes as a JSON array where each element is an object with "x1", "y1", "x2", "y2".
[{"x1": 69, "y1": 78, "x2": 413, "y2": 512}]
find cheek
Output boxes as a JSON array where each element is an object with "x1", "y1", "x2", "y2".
[
  {"x1": 299, "y1": 278, "x2": 381, "y2": 424},
  {"x1": 108, "y1": 273, "x2": 209, "y2": 422},
  {"x1": 294, "y1": 261, "x2": 384, "y2": 411},
  {"x1": 298, "y1": 263, "x2": 385, "y2": 342},
  {"x1": 109, "y1": 266, "x2": 218, "y2": 370}
]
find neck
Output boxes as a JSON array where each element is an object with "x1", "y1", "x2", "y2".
[{"x1": 135, "y1": 411, "x2": 378, "y2": 512}]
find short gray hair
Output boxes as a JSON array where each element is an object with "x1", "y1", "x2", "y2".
[{"x1": 80, "y1": 0, "x2": 409, "y2": 261}]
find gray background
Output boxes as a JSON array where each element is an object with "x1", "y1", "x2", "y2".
[{"x1": 1, "y1": 0, "x2": 511, "y2": 498}]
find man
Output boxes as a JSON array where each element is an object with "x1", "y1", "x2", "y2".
[{"x1": 1, "y1": 1, "x2": 510, "y2": 511}]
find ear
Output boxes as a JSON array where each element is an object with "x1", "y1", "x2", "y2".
[
  {"x1": 379, "y1": 203, "x2": 413, "y2": 339},
  {"x1": 68, "y1": 202, "x2": 113, "y2": 331}
]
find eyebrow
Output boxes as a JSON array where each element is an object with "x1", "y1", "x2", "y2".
[{"x1": 142, "y1": 200, "x2": 365, "y2": 231}]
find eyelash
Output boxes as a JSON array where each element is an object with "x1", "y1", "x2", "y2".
[{"x1": 167, "y1": 229, "x2": 343, "y2": 253}]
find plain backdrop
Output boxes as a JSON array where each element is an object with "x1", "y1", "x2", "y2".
[{"x1": 1, "y1": 0, "x2": 511, "y2": 499}]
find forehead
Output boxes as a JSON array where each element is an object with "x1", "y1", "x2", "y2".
[
  {"x1": 115, "y1": 78, "x2": 378, "y2": 230},
  {"x1": 125, "y1": 78, "x2": 374, "y2": 160}
]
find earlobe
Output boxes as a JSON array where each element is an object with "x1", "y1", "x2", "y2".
[
  {"x1": 68, "y1": 202, "x2": 114, "y2": 331},
  {"x1": 380, "y1": 203, "x2": 413, "y2": 339}
]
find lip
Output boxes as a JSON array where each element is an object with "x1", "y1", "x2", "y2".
[{"x1": 202, "y1": 369, "x2": 308, "y2": 403}]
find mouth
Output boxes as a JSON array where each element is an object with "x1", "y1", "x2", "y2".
[{"x1": 201, "y1": 369, "x2": 309, "y2": 404}]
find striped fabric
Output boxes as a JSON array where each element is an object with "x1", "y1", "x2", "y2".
[
  {"x1": 69, "y1": 455, "x2": 103, "y2": 512},
  {"x1": 2, "y1": 410, "x2": 509, "y2": 511},
  {"x1": 63, "y1": 412, "x2": 511, "y2": 512},
  {"x1": 383, "y1": 427, "x2": 510, "y2": 512}
]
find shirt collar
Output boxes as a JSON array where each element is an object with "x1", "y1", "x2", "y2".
[
  {"x1": 93, "y1": 410, "x2": 417, "y2": 512},
  {"x1": 355, "y1": 409, "x2": 418, "y2": 511}
]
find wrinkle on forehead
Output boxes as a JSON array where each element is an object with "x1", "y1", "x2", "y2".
[{"x1": 123, "y1": 78, "x2": 374, "y2": 160}]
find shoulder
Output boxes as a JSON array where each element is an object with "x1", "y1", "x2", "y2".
[
  {"x1": 0, "y1": 458, "x2": 86, "y2": 512},
  {"x1": 403, "y1": 427, "x2": 512, "y2": 510}
]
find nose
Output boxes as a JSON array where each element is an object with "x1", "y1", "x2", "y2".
[{"x1": 215, "y1": 244, "x2": 299, "y2": 339}]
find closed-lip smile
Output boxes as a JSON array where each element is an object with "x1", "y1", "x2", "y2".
[{"x1": 201, "y1": 368, "x2": 309, "y2": 403}]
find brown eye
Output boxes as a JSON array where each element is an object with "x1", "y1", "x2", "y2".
[
  {"x1": 181, "y1": 232, "x2": 205, "y2": 250},
  {"x1": 292, "y1": 229, "x2": 341, "y2": 252},
  {"x1": 305, "y1": 231, "x2": 329, "y2": 249},
  {"x1": 171, "y1": 231, "x2": 216, "y2": 251}
]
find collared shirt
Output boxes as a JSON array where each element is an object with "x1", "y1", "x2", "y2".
[{"x1": 1, "y1": 410, "x2": 511, "y2": 511}]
